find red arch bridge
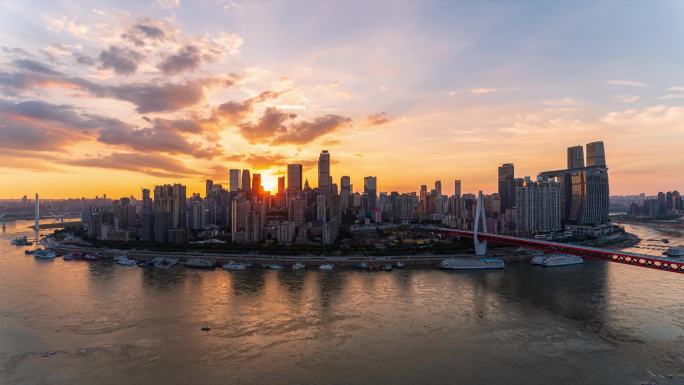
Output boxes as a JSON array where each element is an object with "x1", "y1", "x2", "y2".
[{"x1": 419, "y1": 225, "x2": 684, "y2": 274}]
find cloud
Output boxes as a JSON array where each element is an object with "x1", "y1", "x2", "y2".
[
  {"x1": 157, "y1": 0, "x2": 180, "y2": 9},
  {"x1": 542, "y1": 97, "x2": 578, "y2": 106},
  {"x1": 666, "y1": 86, "x2": 684, "y2": 92},
  {"x1": 81, "y1": 77, "x2": 234, "y2": 113},
  {"x1": 658, "y1": 94, "x2": 684, "y2": 100},
  {"x1": 122, "y1": 21, "x2": 169, "y2": 46},
  {"x1": 99, "y1": 46, "x2": 145, "y2": 75},
  {"x1": 13, "y1": 59, "x2": 61, "y2": 75},
  {"x1": 73, "y1": 53, "x2": 96, "y2": 66},
  {"x1": 158, "y1": 44, "x2": 202, "y2": 75},
  {"x1": 243, "y1": 153, "x2": 287, "y2": 168},
  {"x1": 66, "y1": 152, "x2": 195, "y2": 178},
  {"x1": 469, "y1": 87, "x2": 496, "y2": 95},
  {"x1": 217, "y1": 90, "x2": 287, "y2": 124},
  {"x1": 613, "y1": 95, "x2": 640, "y2": 103},
  {"x1": 600, "y1": 105, "x2": 684, "y2": 127},
  {"x1": 238, "y1": 107, "x2": 297, "y2": 143},
  {"x1": 98, "y1": 118, "x2": 222, "y2": 159},
  {"x1": 606, "y1": 79, "x2": 647, "y2": 87},
  {"x1": 0, "y1": 100, "x2": 128, "y2": 150},
  {"x1": 276, "y1": 115, "x2": 352, "y2": 144},
  {"x1": 366, "y1": 112, "x2": 392, "y2": 126}
]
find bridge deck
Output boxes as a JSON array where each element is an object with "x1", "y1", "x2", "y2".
[{"x1": 420, "y1": 225, "x2": 684, "y2": 274}]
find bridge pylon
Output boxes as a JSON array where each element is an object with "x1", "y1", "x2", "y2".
[{"x1": 473, "y1": 191, "x2": 488, "y2": 256}]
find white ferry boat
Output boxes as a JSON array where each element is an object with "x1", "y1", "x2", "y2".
[
  {"x1": 319, "y1": 263, "x2": 335, "y2": 270},
  {"x1": 531, "y1": 254, "x2": 583, "y2": 267},
  {"x1": 185, "y1": 259, "x2": 215, "y2": 268},
  {"x1": 116, "y1": 256, "x2": 137, "y2": 266},
  {"x1": 291, "y1": 262, "x2": 306, "y2": 270},
  {"x1": 34, "y1": 250, "x2": 57, "y2": 259},
  {"x1": 440, "y1": 258, "x2": 505, "y2": 270},
  {"x1": 664, "y1": 247, "x2": 684, "y2": 258},
  {"x1": 223, "y1": 261, "x2": 248, "y2": 270}
]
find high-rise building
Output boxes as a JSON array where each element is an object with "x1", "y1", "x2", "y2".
[
  {"x1": 277, "y1": 176, "x2": 285, "y2": 194},
  {"x1": 205, "y1": 180, "x2": 213, "y2": 198},
  {"x1": 539, "y1": 141, "x2": 609, "y2": 226},
  {"x1": 364, "y1": 176, "x2": 377, "y2": 210},
  {"x1": 340, "y1": 176, "x2": 351, "y2": 192},
  {"x1": 515, "y1": 177, "x2": 562, "y2": 234},
  {"x1": 229, "y1": 169, "x2": 241, "y2": 192},
  {"x1": 252, "y1": 173, "x2": 262, "y2": 195},
  {"x1": 318, "y1": 150, "x2": 331, "y2": 195},
  {"x1": 142, "y1": 188, "x2": 152, "y2": 213},
  {"x1": 454, "y1": 180, "x2": 461, "y2": 198},
  {"x1": 153, "y1": 184, "x2": 186, "y2": 229},
  {"x1": 567, "y1": 145, "x2": 585, "y2": 169},
  {"x1": 242, "y1": 169, "x2": 251, "y2": 194},
  {"x1": 586, "y1": 141, "x2": 606, "y2": 167},
  {"x1": 287, "y1": 164, "x2": 302, "y2": 193},
  {"x1": 435, "y1": 180, "x2": 442, "y2": 196},
  {"x1": 498, "y1": 163, "x2": 515, "y2": 211}
]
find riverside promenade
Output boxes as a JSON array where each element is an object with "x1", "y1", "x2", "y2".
[{"x1": 51, "y1": 243, "x2": 519, "y2": 267}]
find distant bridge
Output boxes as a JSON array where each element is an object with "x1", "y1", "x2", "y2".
[{"x1": 419, "y1": 225, "x2": 684, "y2": 274}]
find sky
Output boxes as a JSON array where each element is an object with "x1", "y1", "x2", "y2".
[{"x1": 0, "y1": 0, "x2": 683, "y2": 199}]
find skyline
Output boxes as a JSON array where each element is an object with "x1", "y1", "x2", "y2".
[{"x1": 1, "y1": 1, "x2": 684, "y2": 198}]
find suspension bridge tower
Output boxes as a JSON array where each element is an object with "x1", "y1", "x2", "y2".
[{"x1": 473, "y1": 191, "x2": 488, "y2": 256}]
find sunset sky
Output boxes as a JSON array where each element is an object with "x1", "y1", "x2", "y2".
[{"x1": 1, "y1": 0, "x2": 683, "y2": 198}]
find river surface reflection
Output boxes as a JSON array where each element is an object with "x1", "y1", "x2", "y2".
[{"x1": 1, "y1": 220, "x2": 683, "y2": 384}]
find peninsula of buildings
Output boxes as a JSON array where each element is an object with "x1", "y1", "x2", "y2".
[{"x1": 4, "y1": 141, "x2": 668, "y2": 254}]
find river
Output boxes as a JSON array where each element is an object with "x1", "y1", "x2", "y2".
[{"x1": 1, "y1": 219, "x2": 683, "y2": 385}]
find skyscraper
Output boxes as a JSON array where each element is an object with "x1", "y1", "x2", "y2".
[
  {"x1": 242, "y1": 169, "x2": 251, "y2": 194},
  {"x1": 340, "y1": 176, "x2": 351, "y2": 192},
  {"x1": 287, "y1": 164, "x2": 302, "y2": 193},
  {"x1": 586, "y1": 141, "x2": 606, "y2": 167},
  {"x1": 567, "y1": 145, "x2": 585, "y2": 169},
  {"x1": 364, "y1": 176, "x2": 377, "y2": 210},
  {"x1": 277, "y1": 176, "x2": 285, "y2": 194},
  {"x1": 153, "y1": 184, "x2": 186, "y2": 229},
  {"x1": 229, "y1": 169, "x2": 241, "y2": 192},
  {"x1": 318, "y1": 150, "x2": 331, "y2": 195},
  {"x1": 435, "y1": 180, "x2": 442, "y2": 196},
  {"x1": 142, "y1": 188, "x2": 152, "y2": 213},
  {"x1": 454, "y1": 180, "x2": 461, "y2": 197},
  {"x1": 205, "y1": 180, "x2": 213, "y2": 198},
  {"x1": 252, "y1": 174, "x2": 262, "y2": 195},
  {"x1": 539, "y1": 141, "x2": 609, "y2": 227},
  {"x1": 498, "y1": 163, "x2": 515, "y2": 212}
]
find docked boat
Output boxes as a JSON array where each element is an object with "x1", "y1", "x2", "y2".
[
  {"x1": 382, "y1": 263, "x2": 393, "y2": 271},
  {"x1": 538, "y1": 254, "x2": 583, "y2": 267},
  {"x1": 394, "y1": 261, "x2": 405, "y2": 269},
  {"x1": 185, "y1": 258, "x2": 215, "y2": 268},
  {"x1": 34, "y1": 250, "x2": 57, "y2": 259},
  {"x1": 291, "y1": 262, "x2": 306, "y2": 270},
  {"x1": 355, "y1": 262, "x2": 369, "y2": 270},
  {"x1": 268, "y1": 263, "x2": 284, "y2": 270},
  {"x1": 223, "y1": 261, "x2": 248, "y2": 270},
  {"x1": 319, "y1": 263, "x2": 335, "y2": 270},
  {"x1": 116, "y1": 256, "x2": 137, "y2": 266},
  {"x1": 11, "y1": 236, "x2": 28, "y2": 246},
  {"x1": 530, "y1": 255, "x2": 548, "y2": 265},
  {"x1": 24, "y1": 249, "x2": 36, "y2": 255},
  {"x1": 440, "y1": 258, "x2": 505, "y2": 270},
  {"x1": 63, "y1": 253, "x2": 79, "y2": 261},
  {"x1": 664, "y1": 247, "x2": 684, "y2": 258}
]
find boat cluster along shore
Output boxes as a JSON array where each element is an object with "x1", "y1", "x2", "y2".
[{"x1": 10, "y1": 235, "x2": 600, "y2": 270}]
